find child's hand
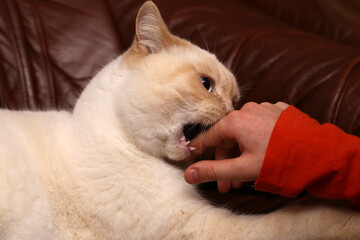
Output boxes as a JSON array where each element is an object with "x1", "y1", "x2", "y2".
[{"x1": 184, "y1": 102, "x2": 289, "y2": 193}]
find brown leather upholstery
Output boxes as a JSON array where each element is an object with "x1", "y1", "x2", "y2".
[
  {"x1": 1, "y1": 0, "x2": 360, "y2": 212},
  {"x1": 1, "y1": 0, "x2": 360, "y2": 135}
]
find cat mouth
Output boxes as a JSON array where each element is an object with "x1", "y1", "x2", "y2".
[
  {"x1": 178, "y1": 123, "x2": 211, "y2": 152},
  {"x1": 183, "y1": 123, "x2": 211, "y2": 140}
]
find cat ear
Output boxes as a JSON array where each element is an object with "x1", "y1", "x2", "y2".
[{"x1": 135, "y1": 1, "x2": 172, "y2": 54}]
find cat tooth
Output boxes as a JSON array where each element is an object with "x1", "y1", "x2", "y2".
[
  {"x1": 189, "y1": 147, "x2": 196, "y2": 151},
  {"x1": 185, "y1": 141, "x2": 191, "y2": 146}
]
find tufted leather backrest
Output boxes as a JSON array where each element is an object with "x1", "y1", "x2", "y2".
[{"x1": 1, "y1": 0, "x2": 360, "y2": 136}]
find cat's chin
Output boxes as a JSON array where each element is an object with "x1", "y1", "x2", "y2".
[{"x1": 165, "y1": 123, "x2": 211, "y2": 162}]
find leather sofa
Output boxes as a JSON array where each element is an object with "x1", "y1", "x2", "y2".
[{"x1": 1, "y1": 0, "x2": 360, "y2": 213}]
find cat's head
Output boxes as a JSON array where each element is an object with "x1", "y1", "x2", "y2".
[{"x1": 115, "y1": 1, "x2": 239, "y2": 161}]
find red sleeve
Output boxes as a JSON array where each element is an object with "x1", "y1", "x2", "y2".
[{"x1": 255, "y1": 106, "x2": 360, "y2": 208}]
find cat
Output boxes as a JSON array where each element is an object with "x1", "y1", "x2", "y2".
[{"x1": 0, "y1": 1, "x2": 359, "y2": 239}]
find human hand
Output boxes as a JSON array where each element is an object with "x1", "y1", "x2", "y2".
[{"x1": 184, "y1": 102, "x2": 289, "y2": 193}]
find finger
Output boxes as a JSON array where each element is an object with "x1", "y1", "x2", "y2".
[
  {"x1": 184, "y1": 158, "x2": 240, "y2": 184},
  {"x1": 232, "y1": 181, "x2": 243, "y2": 189},
  {"x1": 215, "y1": 142, "x2": 237, "y2": 160},
  {"x1": 186, "y1": 138, "x2": 236, "y2": 163},
  {"x1": 217, "y1": 180, "x2": 232, "y2": 193},
  {"x1": 189, "y1": 118, "x2": 237, "y2": 156},
  {"x1": 185, "y1": 152, "x2": 261, "y2": 184}
]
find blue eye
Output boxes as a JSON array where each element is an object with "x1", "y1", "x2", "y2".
[{"x1": 200, "y1": 76, "x2": 213, "y2": 92}]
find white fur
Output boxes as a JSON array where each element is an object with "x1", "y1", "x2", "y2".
[
  {"x1": 1, "y1": 2, "x2": 360, "y2": 239},
  {"x1": 0, "y1": 54, "x2": 359, "y2": 240}
]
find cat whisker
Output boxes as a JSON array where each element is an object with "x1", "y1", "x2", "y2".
[
  {"x1": 196, "y1": 26, "x2": 209, "y2": 52},
  {"x1": 213, "y1": 35, "x2": 218, "y2": 54}
]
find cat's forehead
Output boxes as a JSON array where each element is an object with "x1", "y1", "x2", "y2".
[
  {"x1": 124, "y1": 38, "x2": 239, "y2": 102},
  {"x1": 168, "y1": 44, "x2": 239, "y2": 99},
  {"x1": 169, "y1": 44, "x2": 229, "y2": 79}
]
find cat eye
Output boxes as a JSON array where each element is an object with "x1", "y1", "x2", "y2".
[{"x1": 200, "y1": 76, "x2": 213, "y2": 92}]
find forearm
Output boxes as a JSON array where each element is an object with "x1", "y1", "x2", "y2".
[{"x1": 255, "y1": 106, "x2": 360, "y2": 207}]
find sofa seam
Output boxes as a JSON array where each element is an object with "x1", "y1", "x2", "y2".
[
  {"x1": 4, "y1": 0, "x2": 36, "y2": 109},
  {"x1": 30, "y1": 2, "x2": 57, "y2": 109}
]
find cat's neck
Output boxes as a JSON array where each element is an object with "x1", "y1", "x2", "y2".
[
  {"x1": 72, "y1": 56, "x2": 125, "y2": 142},
  {"x1": 73, "y1": 56, "x2": 121, "y2": 126},
  {"x1": 70, "y1": 55, "x2": 151, "y2": 164}
]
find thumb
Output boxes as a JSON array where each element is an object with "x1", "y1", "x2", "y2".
[{"x1": 184, "y1": 158, "x2": 240, "y2": 184}]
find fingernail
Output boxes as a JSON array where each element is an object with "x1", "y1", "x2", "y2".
[{"x1": 187, "y1": 169, "x2": 198, "y2": 184}]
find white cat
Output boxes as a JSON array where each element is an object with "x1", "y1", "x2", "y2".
[{"x1": 0, "y1": 1, "x2": 359, "y2": 239}]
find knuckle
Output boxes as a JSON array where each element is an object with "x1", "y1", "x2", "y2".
[
  {"x1": 260, "y1": 102, "x2": 271, "y2": 106},
  {"x1": 275, "y1": 101, "x2": 289, "y2": 109},
  {"x1": 274, "y1": 101, "x2": 283, "y2": 107},
  {"x1": 204, "y1": 164, "x2": 217, "y2": 181},
  {"x1": 226, "y1": 110, "x2": 239, "y2": 120},
  {"x1": 226, "y1": 110, "x2": 243, "y2": 126},
  {"x1": 241, "y1": 102, "x2": 259, "y2": 111}
]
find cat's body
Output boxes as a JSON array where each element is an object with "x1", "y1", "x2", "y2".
[{"x1": 1, "y1": 2, "x2": 359, "y2": 239}]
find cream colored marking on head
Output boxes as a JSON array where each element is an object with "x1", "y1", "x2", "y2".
[{"x1": 114, "y1": 1, "x2": 239, "y2": 161}]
